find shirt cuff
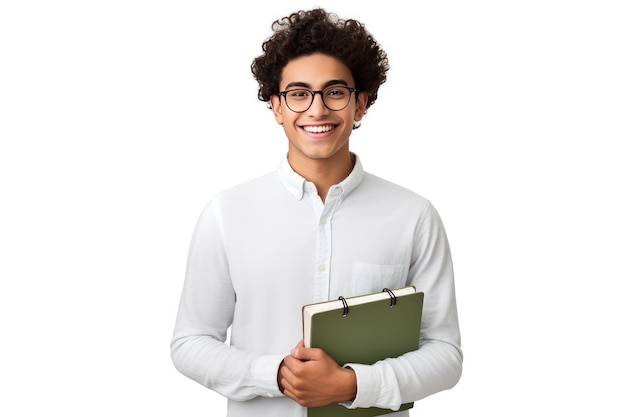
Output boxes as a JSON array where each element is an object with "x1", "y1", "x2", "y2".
[
  {"x1": 340, "y1": 363, "x2": 401, "y2": 410},
  {"x1": 250, "y1": 354, "x2": 285, "y2": 398},
  {"x1": 340, "y1": 363, "x2": 379, "y2": 409}
]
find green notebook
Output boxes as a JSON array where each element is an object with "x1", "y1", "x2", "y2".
[{"x1": 302, "y1": 286, "x2": 424, "y2": 417}]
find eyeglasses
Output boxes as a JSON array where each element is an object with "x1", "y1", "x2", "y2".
[{"x1": 279, "y1": 86, "x2": 358, "y2": 113}]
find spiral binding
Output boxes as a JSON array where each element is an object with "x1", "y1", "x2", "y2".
[
  {"x1": 382, "y1": 288, "x2": 397, "y2": 307},
  {"x1": 338, "y1": 296, "x2": 349, "y2": 317},
  {"x1": 338, "y1": 288, "x2": 398, "y2": 317}
]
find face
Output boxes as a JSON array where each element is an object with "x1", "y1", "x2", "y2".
[{"x1": 270, "y1": 53, "x2": 367, "y2": 167}]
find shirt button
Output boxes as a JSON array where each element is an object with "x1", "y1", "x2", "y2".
[
  {"x1": 321, "y1": 218, "x2": 327, "y2": 224},
  {"x1": 319, "y1": 265, "x2": 326, "y2": 272}
]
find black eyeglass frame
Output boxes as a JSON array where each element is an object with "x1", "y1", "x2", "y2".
[{"x1": 278, "y1": 86, "x2": 359, "y2": 113}]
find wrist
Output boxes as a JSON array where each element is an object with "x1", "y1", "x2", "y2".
[{"x1": 339, "y1": 366, "x2": 357, "y2": 402}]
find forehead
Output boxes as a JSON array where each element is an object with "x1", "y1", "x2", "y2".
[{"x1": 279, "y1": 53, "x2": 354, "y2": 89}]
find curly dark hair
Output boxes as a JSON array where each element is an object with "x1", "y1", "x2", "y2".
[{"x1": 251, "y1": 8, "x2": 389, "y2": 111}]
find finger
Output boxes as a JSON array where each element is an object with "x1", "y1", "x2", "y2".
[
  {"x1": 282, "y1": 354, "x2": 303, "y2": 371},
  {"x1": 279, "y1": 367, "x2": 305, "y2": 402},
  {"x1": 280, "y1": 376, "x2": 296, "y2": 399},
  {"x1": 282, "y1": 385, "x2": 302, "y2": 405},
  {"x1": 290, "y1": 345, "x2": 322, "y2": 361},
  {"x1": 289, "y1": 340, "x2": 304, "y2": 358},
  {"x1": 278, "y1": 364, "x2": 295, "y2": 394},
  {"x1": 280, "y1": 357, "x2": 297, "y2": 377}
]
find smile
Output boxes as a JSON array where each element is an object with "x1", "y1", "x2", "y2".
[{"x1": 302, "y1": 125, "x2": 336, "y2": 133}]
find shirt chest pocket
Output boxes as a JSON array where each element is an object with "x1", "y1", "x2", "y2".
[{"x1": 350, "y1": 261, "x2": 408, "y2": 295}]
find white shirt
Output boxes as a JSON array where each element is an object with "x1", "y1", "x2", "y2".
[{"x1": 171, "y1": 154, "x2": 462, "y2": 417}]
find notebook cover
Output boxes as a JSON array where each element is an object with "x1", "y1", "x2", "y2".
[{"x1": 305, "y1": 290, "x2": 423, "y2": 417}]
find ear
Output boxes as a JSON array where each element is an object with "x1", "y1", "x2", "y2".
[
  {"x1": 353, "y1": 92, "x2": 368, "y2": 122},
  {"x1": 270, "y1": 95, "x2": 284, "y2": 125}
]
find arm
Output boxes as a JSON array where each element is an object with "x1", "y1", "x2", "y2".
[
  {"x1": 345, "y1": 202, "x2": 463, "y2": 410},
  {"x1": 170, "y1": 202, "x2": 284, "y2": 400}
]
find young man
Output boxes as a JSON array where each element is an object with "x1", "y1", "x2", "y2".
[{"x1": 171, "y1": 8, "x2": 462, "y2": 417}]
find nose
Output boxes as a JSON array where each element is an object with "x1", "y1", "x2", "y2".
[{"x1": 308, "y1": 91, "x2": 329, "y2": 115}]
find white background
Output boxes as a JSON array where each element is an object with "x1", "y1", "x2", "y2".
[{"x1": 1, "y1": 1, "x2": 624, "y2": 415}]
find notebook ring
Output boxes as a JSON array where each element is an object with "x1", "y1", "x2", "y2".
[
  {"x1": 382, "y1": 288, "x2": 397, "y2": 308},
  {"x1": 338, "y1": 296, "x2": 349, "y2": 317}
]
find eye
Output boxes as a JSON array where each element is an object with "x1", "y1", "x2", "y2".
[
  {"x1": 325, "y1": 87, "x2": 348, "y2": 98},
  {"x1": 287, "y1": 89, "x2": 311, "y2": 100}
]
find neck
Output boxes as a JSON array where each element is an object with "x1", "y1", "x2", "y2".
[{"x1": 288, "y1": 151, "x2": 354, "y2": 203}]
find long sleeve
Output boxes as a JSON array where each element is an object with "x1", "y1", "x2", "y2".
[
  {"x1": 170, "y1": 157, "x2": 461, "y2": 417},
  {"x1": 170, "y1": 202, "x2": 284, "y2": 400},
  {"x1": 344, "y1": 202, "x2": 463, "y2": 410}
]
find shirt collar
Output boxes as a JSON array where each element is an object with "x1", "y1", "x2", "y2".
[{"x1": 278, "y1": 153, "x2": 365, "y2": 201}]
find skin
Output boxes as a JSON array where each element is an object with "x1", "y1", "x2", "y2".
[
  {"x1": 279, "y1": 341, "x2": 357, "y2": 407},
  {"x1": 270, "y1": 53, "x2": 368, "y2": 203},
  {"x1": 271, "y1": 53, "x2": 367, "y2": 406}
]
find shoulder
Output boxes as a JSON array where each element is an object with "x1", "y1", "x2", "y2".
[
  {"x1": 359, "y1": 173, "x2": 450, "y2": 237},
  {"x1": 210, "y1": 170, "x2": 279, "y2": 205},
  {"x1": 358, "y1": 172, "x2": 432, "y2": 208},
  {"x1": 353, "y1": 172, "x2": 448, "y2": 232},
  {"x1": 194, "y1": 171, "x2": 280, "y2": 225}
]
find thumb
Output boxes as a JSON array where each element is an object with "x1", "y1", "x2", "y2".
[
  {"x1": 289, "y1": 339, "x2": 304, "y2": 357},
  {"x1": 291, "y1": 342, "x2": 318, "y2": 360}
]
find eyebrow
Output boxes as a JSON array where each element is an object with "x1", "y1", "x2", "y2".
[{"x1": 284, "y1": 79, "x2": 349, "y2": 90}]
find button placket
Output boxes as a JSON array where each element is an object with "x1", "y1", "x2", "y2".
[
  {"x1": 312, "y1": 187, "x2": 342, "y2": 302},
  {"x1": 302, "y1": 182, "x2": 343, "y2": 302}
]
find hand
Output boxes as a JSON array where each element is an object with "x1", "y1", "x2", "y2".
[{"x1": 278, "y1": 340, "x2": 357, "y2": 407}]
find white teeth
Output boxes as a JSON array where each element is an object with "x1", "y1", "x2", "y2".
[{"x1": 303, "y1": 125, "x2": 334, "y2": 133}]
